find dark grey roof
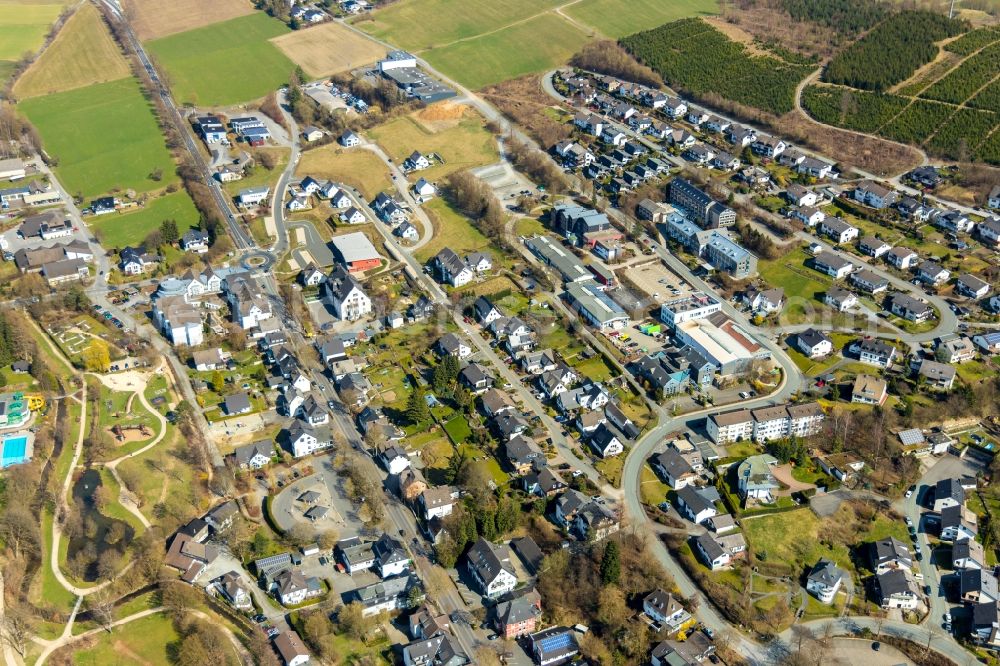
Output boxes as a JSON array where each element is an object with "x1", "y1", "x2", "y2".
[
  {"x1": 877, "y1": 569, "x2": 912, "y2": 597},
  {"x1": 807, "y1": 559, "x2": 844, "y2": 587},
  {"x1": 694, "y1": 532, "x2": 725, "y2": 561},
  {"x1": 962, "y1": 569, "x2": 999, "y2": 600},
  {"x1": 936, "y1": 477, "x2": 965, "y2": 505}
]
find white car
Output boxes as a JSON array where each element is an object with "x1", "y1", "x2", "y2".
[
  {"x1": 905, "y1": 489, "x2": 913, "y2": 498},
  {"x1": 739, "y1": 391, "x2": 751, "y2": 399}
]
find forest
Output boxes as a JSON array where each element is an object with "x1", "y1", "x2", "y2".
[
  {"x1": 779, "y1": 0, "x2": 888, "y2": 36},
  {"x1": 822, "y1": 11, "x2": 966, "y2": 91},
  {"x1": 801, "y1": 85, "x2": 910, "y2": 133},
  {"x1": 943, "y1": 25, "x2": 1000, "y2": 55},
  {"x1": 925, "y1": 108, "x2": 999, "y2": 161},
  {"x1": 921, "y1": 42, "x2": 1000, "y2": 106},
  {"x1": 970, "y1": 78, "x2": 1000, "y2": 114},
  {"x1": 620, "y1": 18, "x2": 813, "y2": 116}
]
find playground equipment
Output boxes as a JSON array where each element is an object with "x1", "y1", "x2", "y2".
[
  {"x1": 24, "y1": 394, "x2": 45, "y2": 412},
  {"x1": 111, "y1": 423, "x2": 152, "y2": 442}
]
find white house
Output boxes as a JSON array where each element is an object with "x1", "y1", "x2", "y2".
[
  {"x1": 643, "y1": 588, "x2": 690, "y2": 628},
  {"x1": 795, "y1": 329, "x2": 833, "y2": 357},
  {"x1": 806, "y1": 560, "x2": 844, "y2": 604},
  {"x1": 323, "y1": 266, "x2": 372, "y2": 321},
  {"x1": 466, "y1": 538, "x2": 518, "y2": 599}
]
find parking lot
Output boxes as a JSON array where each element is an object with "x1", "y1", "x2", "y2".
[
  {"x1": 270, "y1": 459, "x2": 368, "y2": 540},
  {"x1": 626, "y1": 259, "x2": 693, "y2": 304}
]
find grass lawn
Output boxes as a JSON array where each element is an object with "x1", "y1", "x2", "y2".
[
  {"x1": 421, "y1": 13, "x2": 591, "y2": 90},
  {"x1": 97, "y1": 467, "x2": 146, "y2": 534},
  {"x1": 13, "y1": 3, "x2": 130, "y2": 98},
  {"x1": 90, "y1": 192, "x2": 200, "y2": 249},
  {"x1": 801, "y1": 593, "x2": 843, "y2": 621},
  {"x1": 442, "y1": 415, "x2": 472, "y2": 444},
  {"x1": 0, "y1": 2, "x2": 64, "y2": 61},
  {"x1": 297, "y1": 145, "x2": 391, "y2": 200},
  {"x1": 640, "y1": 465, "x2": 670, "y2": 505},
  {"x1": 758, "y1": 246, "x2": 831, "y2": 303},
  {"x1": 785, "y1": 346, "x2": 840, "y2": 377},
  {"x1": 19, "y1": 77, "x2": 179, "y2": 198},
  {"x1": 742, "y1": 508, "x2": 853, "y2": 574},
  {"x1": 570, "y1": 354, "x2": 617, "y2": 382},
  {"x1": 367, "y1": 111, "x2": 499, "y2": 182},
  {"x1": 956, "y1": 359, "x2": 994, "y2": 384},
  {"x1": 595, "y1": 453, "x2": 625, "y2": 488},
  {"x1": 414, "y1": 198, "x2": 494, "y2": 263},
  {"x1": 222, "y1": 149, "x2": 289, "y2": 196},
  {"x1": 71, "y1": 612, "x2": 180, "y2": 665},
  {"x1": 515, "y1": 216, "x2": 546, "y2": 237},
  {"x1": 116, "y1": 428, "x2": 196, "y2": 528},
  {"x1": 34, "y1": 508, "x2": 77, "y2": 613},
  {"x1": 725, "y1": 441, "x2": 760, "y2": 459},
  {"x1": 357, "y1": 0, "x2": 566, "y2": 51},
  {"x1": 563, "y1": 0, "x2": 719, "y2": 39},
  {"x1": 147, "y1": 13, "x2": 295, "y2": 106}
]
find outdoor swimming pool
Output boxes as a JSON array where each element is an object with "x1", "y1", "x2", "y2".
[{"x1": 1, "y1": 435, "x2": 29, "y2": 467}]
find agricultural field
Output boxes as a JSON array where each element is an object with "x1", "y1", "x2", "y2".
[
  {"x1": 146, "y1": 13, "x2": 295, "y2": 106},
  {"x1": 90, "y1": 191, "x2": 200, "y2": 249},
  {"x1": 356, "y1": 0, "x2": 566, "y2": 51},
  {"x1": 19, "y1": 77, "x2": 179, "y2": 198},
  {"x1": 621, "y1": 18, "x2": 813, "y2": 116},
  {"x1": 13, "y1": 3, "x2": 130, "y2": 98},
  {"x1": 563, "y1": 0, "x2": 719, "y2": 39},
  {"x1": 270, "y1": 21, "x2": 386, "y2": 78},
  {"x1": 0, "y1": 1, "x2": 64, "y2": 66},
  {"x1": 296, "y1": 145, "x2": 391, "y2": 200},
  {"x1": 421, "y1": 13, "x2": 590, "y2": 90},
  {"x1": 822, "y1": 11, "x2": 965, "y2": 91},
  {"x1": 125, "y1": 0, "x2": 254, "y2": 41},
  {"x1": 366, "y1": 105, "x2": 499, "y2": 181}
]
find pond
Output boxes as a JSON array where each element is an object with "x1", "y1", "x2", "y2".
[{"x1": 66, "y1": 468, "x2": 134, "y2": 582}]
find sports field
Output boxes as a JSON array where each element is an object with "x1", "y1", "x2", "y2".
[
  {"x1": 367, "y1": 105, "x2": 499, "y2": 181},
  {"x1": 296, "y1": 146, "x2": 392, "y2": 200},
  {"x1": 421, "y1": 13, "x2": 590, "y2": 89},
  {"x1": 126, "y1": 0, "x2": 254, "y2": 41},
  {"x1": 146, "y1": 13, "x2": 295, "y2": 106},
  {"x1": 564, "y1": 0, "x2": 719, "y2": 39},
  {"x1": 357, "y1": 0, "x2": 565, "y2": 51},
  {"x1": 19, "y1": 77, "x2": 178, "y2": 198},
  {"x1": 270, "y1": 21, "x2": 385, "y2": 78},
  {"x1": 91, "y1": 192, "x2": 199, "y2": 248},
  {"x1": 0, "y1": 2, "x2": 64, "y2": 61},
  {"x1": 13, "y1": 3, "x2": 129, "y2": 98}
]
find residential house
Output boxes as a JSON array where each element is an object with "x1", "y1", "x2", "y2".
[
  {"x1": 849, "y1": 337, "x2": 897, "y2": 368},
  {"x1": 806, "y1": 559, "x2": 844, "y2": 604},
  {"x1": 824, "y1": 287, "x2": 858, "y2": 312},
  {"x1": 795, "y1": 328, "x2": 833, "y2": 357},
  {"x1": 459, "y1": 363, "x2": 494, "y2": 394},
  {"x1": 853, "y1": 180, "x2": 898, "y2": 209},
  {"x1": 420, "y1": 486, "x2": 459, "y2": 521},
  {"x1": 820, "y1": 218, "x2": 859, "y2": 244},
  {"x1": 574, "y1": 499, "x2": 620, "y2": 541},
  {"x1": 870, "y1": 536, "x2": 912, "y2": 573},
  {"x1": 233, "y1": 439, "x2": 274, "y2": 470},
  {"x1": 934, "y1": 477, "x2": 965, "y2": 513},
  {"x1": 941, "y1": 504, "x2": 978, "y2": 542},
  {"x1": 890, "y1": 293, "x2": 933, "y2": 322},
  {"x1": 785, "y1": 184, "x2": 817, "y2": 207},
  {"x1": 917, "y1": 260, "x2": 950, "y2": 286},
  {"x1": 954, "y1": 539, "x2": 986, "y2": 570},
  {"x1": 643, "y1": 588, "x2": 691, "y2": 630},
  {"x1": 877, "y1": 569, "x2": 919, "y2": 609},
  {"x1": 587, "y1": 423, "x2": 624, "y2": 458},
  {"x1": 286, "y1": 421, "x2": 333, "y2": 458},
  {"x1": 495, "y1": 590, "x2": 541, "y2": 639},
  {"x1": 962, "y1": 569, "x2": 1000, "y2": 605},
  {"x1": 650, "y1": 449, "x2": 697, "y2": 489},
  {"x1": 465, "y1": 538, "x2": 518, "y2": 599},
  {"x1": 812, "y1": 252, "x2": 853, "y2": 279},
  {"x1": 859, "y1": 236, "x2": 892, "y2": 258},
  {"x1": 693, "y1": 532, "x2": 730, "y2": 570},
  {"x1": 850, "y1": 268, "x2": 889, "y2": 294},
  {"x1": 402, "y1": 634, "x2": 468, "y2": 666},
  {"x1": 852, "y1": 374, "x2": 888, "y2": 406},
  {"x1": 675, "y1": 485, "x2": 717, "y2": 525},
  {"x1": 736, "y1": 454, "x2": 779, "y2": 503},
  {"x1": 435, "y1": 333, "x2": 472, "y2": 360},
  {"x1": 956, "y1": 273, "x2": 991, "y2": 299},
  {"x1": 885, "y1": 247, "x2": 919, "y2": 270},
  {"x1": 974, "y1": 331, "x2": 1000, "y2": 355},
  {"x1": 273, "y1": 568, "x2": 322, "y2": 606},
  {"x1": 274, "y1": 631, "x2": 311, "y2": 666},
  {"x1": 215, "y1": 571, "x2": 253, "y2": 610},
  {"x1": 915, "y1": 358, "x2": 956, "y2": 390},
  {"x1": 323, "y1": 266, "x2": 372, "y2": 321}
]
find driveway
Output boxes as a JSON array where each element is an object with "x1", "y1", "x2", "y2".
[
  {"x1": 771, "y1": 463, "x2": 815, "y2": 494},
  {"x1": 288, "y1": 220, "x2": 335, "y2": 267}
]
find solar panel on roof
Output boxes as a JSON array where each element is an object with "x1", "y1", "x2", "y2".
[
  {"x1": 539, "y1": 632, "x2": 573, "y2": 651},
  {"x1": 898, "y1": 428, "x2": 925, "y2": 446}
]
